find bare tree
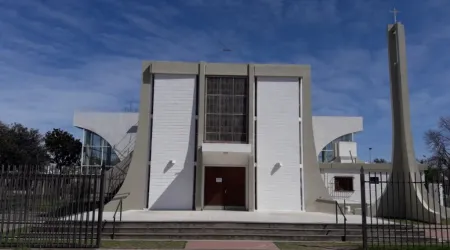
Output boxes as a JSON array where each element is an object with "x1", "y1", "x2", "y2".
[{"x1": 424, "y1": 116, "x2": 450, "y2": 180}]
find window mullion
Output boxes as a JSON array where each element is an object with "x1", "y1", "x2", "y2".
[
  {"x1": 231, "y1": 78, "x2": 235, "y2": 142},
  {"x1": 218, "y1": 77, "x2": 223, "y2": 141}
]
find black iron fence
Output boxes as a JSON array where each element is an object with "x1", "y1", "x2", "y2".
[
  {"x1": 360, "y1": 167, "x2": 450, "y2": 249},
  {"x1": 335, "y1": 200, "x2": 347, "y2": 241},
  {"x1": 0, "y1": 165, "x2": 105, "y2": 248}
]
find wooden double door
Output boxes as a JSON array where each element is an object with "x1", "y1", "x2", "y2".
[{"x1": 204, "y1": 166, "x2": 246, "y2": 209}]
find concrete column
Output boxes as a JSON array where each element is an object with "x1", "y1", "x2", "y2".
[
  {"x1": 388, "y1": 23, "x2": 418, "y2": 173},
  {"x1": 105, "y1": 63, "x2": 153, "y2": 211},
  {"x1": 301, "y1": 68, "x2": 335, "y2": 213},
  {"x1": 195, "y1": 62, "x2": 206, "y2": 210},
  {"x1": 247, "y1": 64, "x2": 256, "y2": 211}
]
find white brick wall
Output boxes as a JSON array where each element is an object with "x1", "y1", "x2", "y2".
[
  {"x1": 321, "y1": 170, "x2": 390, "y2": 205},
  {"x1": 148, "y1": 74, "x2": 197, "y2": 210},
  {"x1": 256, "y1": 76, "x2": 302, "y2": 211}
]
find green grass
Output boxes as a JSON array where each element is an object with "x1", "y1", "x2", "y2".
[
  {"x1": 441, "y1": 218, "x2": 450, "y2": 225},
  {"x1": 275, "y1": 242, "x2": 450, "y2": 250},
  {"x1": 3, "y1": 240, "x2": 449, "y2": 250},
  {"x1": 275, "y1": 241, "x2": 361, "y2": 250},
  {"x1": 369, "y1": 246, "x2": 450, "y2": 250},
  {"x1": 101, "y1": 240, "x2": 187, "y2": 249},
  {"x1": 1, "y1": 240, "x2": 186, "y2": 249}
]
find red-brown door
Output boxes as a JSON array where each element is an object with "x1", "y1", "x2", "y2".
[
  {"x1": 204, "y1": 167, "x2": 246, "y2": 208},
  {"x1": 204, "y1": 167, "x2": 224, "y2": 206},
  {"x1": 223, "y1": 167, "x2": 246, "y2": 207}
]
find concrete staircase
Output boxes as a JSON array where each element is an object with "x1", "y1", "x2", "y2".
[
  {"x1": 100, "y1": 221, "x2": 427, "y2": 242},
  {"x1": 11, "y1": 221, "x2": 433, "y2": 243}
]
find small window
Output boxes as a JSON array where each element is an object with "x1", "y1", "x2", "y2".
[
  {"x1": 369, "y1": 177, "x2": 380, "y2": 184},
  {"x1": 334, "y1": 177, "x2": 354, "y2": 192}
]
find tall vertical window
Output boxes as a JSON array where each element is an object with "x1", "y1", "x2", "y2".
[
  {"x1": 81, "y1": 130, "x2": 120, "y2": 173},
  {"x1": 204, "y1": 76, "x2": 248, "y2": 143}
]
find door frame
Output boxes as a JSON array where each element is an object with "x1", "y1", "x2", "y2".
[{"x1": 203, "y1": 165, "x2": 248, "y2": 211}]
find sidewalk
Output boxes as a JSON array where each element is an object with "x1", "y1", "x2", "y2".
[
  {"x1": 185, "y1": 240, "x2": 279, "y2": 250},
  {"x1": 97, "y1": 240, "x2": 361, "y2": 250}
]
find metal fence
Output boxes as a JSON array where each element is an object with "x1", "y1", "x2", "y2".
[
  {"x1": 360, "y1": 167, "x2": 450, "y2": 249},
  {"x1": 0, "y1": 165, "x2": 105, "y2": 248}
]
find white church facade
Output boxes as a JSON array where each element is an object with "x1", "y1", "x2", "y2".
[{"x1": 73, "y1": 61, "x2": 428, "y2": 213}]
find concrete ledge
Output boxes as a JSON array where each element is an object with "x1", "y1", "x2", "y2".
[
  {"x1": 149, "y1": 61, "x2": 198, "y2": 75},
  {"x1": 141, "y1": 61, "x2": 311, "y2": 78},
  {"x1": 319, "y1": 163, "x2": 428, "y2": 172},
  {"x1": 205, "y1": 63, "x2": 248, "y2": 76},
  {"x1": 254, "y1": 64, "x2": 309, "y2": 77}
]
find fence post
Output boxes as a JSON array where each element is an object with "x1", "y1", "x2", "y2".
[
  {"x1": 360, "y1": 167, "x2": 368, "y2": 250},
  {"x1": 96, "y1": 164, "x2": 106, "y2": 248},
  {"x1": 335, "y1": 201, "x2": 338, "y2": 224}
]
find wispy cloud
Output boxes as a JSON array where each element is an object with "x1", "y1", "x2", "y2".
[{"x1": 0, "y1": 0, "x2": 450, "y2": 160}]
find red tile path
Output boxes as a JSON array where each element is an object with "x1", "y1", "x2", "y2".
[{"x1": 185, "y1": 240, "x2": 279, "y2": 250}]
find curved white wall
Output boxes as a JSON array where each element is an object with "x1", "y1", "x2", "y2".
[
  {"x1": 74, "y1": 114, "x2": 363, "y2": 161},
  {"x1": 73, "y1": 112, "x2": 138, "y2": 160},
  {"x1": 312, "y1": 116, "x2": 363, "y2": 154}
]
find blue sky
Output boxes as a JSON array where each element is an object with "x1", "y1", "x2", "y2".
[{"x1": 0, "y1": 0, "x2": 449, "y2": 161}]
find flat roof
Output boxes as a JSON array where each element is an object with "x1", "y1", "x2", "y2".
[{"x1": 142, "y1": 61, "x2": 310, "y2": 78}]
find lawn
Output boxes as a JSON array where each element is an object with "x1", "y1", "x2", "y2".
[
  {"x1": 101, "y1": 240, "x2": 187, "y2": 249},
  {"x1": 275, "y1": 241, "x2": 361, "y2": 250},
  {"x1": 368, "y1": 246, "x2": 450, "y2": 250},
  {"x1": 1, "y1": 240, "x2": 186, "y2": 249},
  {"x1": 275, "y1": 242, "x2": 450, "y2": 250},
  {"x1": 3, "y1": 240, "x2": 450, "y2": 249}
]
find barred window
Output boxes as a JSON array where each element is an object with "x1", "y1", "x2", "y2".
[
  {"x1": 205, "y1": 76, "x2": 248, "y2": 143},
  {"x1": 334, "y1": 177, "x2": 354, "y2": 192}
]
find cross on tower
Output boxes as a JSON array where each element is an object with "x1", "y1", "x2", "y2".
[{"x1": 390, "y1": 8, "x2": 400, "y2": 23}]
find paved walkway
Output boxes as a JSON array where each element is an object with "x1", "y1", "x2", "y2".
[
  {"x1": 185, "y1": 240, "x2": 279, "y2": 250},
  {"x1": 69, "y1": 210, "x2": 392, "y2": 225}
]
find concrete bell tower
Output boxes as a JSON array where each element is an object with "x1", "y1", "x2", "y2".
[{"x1": 372, "y1": 21, "x2": 450, "y2": 223}]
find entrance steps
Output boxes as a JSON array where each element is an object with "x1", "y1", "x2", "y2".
[
  {"x1": 100, "y1": 221, "x2": 428, "y2": 242},
  {"x1": 12, "y1": 221, "x2": 438, "y2": 243}
]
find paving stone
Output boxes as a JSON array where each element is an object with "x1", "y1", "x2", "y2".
[{"x1": 185, "y1": 240, "x2": 279, "y2": 250}]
